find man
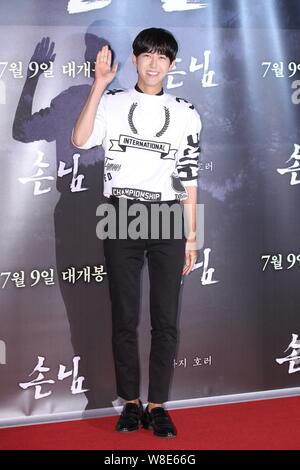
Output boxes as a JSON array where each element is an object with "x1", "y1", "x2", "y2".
[{"x1": 72, "y1": 27, "x2": 202, "y2": 438}]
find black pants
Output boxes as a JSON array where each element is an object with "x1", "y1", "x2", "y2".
[{"x1": 103, "y1": 196, "x2": 186, "y2": 403}]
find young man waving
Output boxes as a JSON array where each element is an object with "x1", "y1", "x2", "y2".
[{"x1": 72, "y1": 27, "x2": 202, "y2": 438}]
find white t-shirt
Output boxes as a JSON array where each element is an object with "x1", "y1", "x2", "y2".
[{"x1": 73, "y1": 86, "x2": 202, "y2": 201}]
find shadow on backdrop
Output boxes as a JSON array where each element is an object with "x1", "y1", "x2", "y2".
[{"x1": 12, "y1": 22, "x2": 132, "y2": 410}]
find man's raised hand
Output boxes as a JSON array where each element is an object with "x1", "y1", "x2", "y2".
[{"x1": 95, "y1": 45, "x2": 118, "y2": 85}]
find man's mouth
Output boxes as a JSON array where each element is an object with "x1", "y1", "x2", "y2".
[{"x1": 147, "y1": 71, "x2": 159, "y2": 76}]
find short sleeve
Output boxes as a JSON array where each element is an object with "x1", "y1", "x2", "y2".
[
  {"x1": 176, "y1": 108, "x2": 202, "y2": 188},
  {"x1": 72, "y1": 93, "x2": 107, "y2": 149}
]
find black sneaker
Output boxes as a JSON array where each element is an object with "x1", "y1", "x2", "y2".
[
  {"x1": 116, "y1": 400, "x2": 144, "y2": 432},
  {"x1": 141, "y1": 406, "x2": 177, "y2": 438}
]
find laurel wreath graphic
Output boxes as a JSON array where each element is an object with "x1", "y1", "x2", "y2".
[{"x1": 128, "y1": 103, "x2": 170, "y2": 137}]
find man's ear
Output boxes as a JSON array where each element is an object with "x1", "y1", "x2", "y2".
[
  {"x1": 132, "y1": 53, "x2": 137, "y2": 65},
  {"x1": 169, "y1": 59, "x2": 176, "y2": 71}
]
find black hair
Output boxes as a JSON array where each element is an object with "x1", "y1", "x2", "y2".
[{"x1": 132, "y1": 28, "x2": 178, "y2": 63}]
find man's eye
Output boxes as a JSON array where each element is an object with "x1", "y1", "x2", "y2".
[{"x1": 159, "y1": 56, "x2": 167, "y2": 60}]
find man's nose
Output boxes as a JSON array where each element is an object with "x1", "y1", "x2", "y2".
[{"x1": 150, "y1": 55, "x2": 158, "y2": 68}]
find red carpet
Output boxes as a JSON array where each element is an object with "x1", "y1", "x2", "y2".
[{"x1": 1, "y1": 396, "x2": 300, "y2": 450}]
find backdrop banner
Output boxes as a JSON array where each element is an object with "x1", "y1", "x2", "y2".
[{"x1": 1, "y1": 0, "x2": 300, "y2": 425}]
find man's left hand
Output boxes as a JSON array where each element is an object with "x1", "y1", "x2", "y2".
[{"x1": 182, "y1": 239, "x2": 197, "y2": 276}]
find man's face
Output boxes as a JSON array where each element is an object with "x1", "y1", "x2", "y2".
[{"x1": 132, "y1": 51, "x2": 175, "y2": 89}]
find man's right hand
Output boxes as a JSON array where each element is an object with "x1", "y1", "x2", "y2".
[{"x1": 95, "y1": 45, "x2": 118, "y2": 86}]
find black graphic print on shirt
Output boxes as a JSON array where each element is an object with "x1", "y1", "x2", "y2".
[
  {"x1": 177, "y1": 132, "x2": 201, "y2": 182},
  {"x1": 128, "y1": 103, "x2": 170, "y2": 137},
  {"x1": 106, "y1": 89, "x2": 125, "y2": 96},
  {"x1": 112, "y1": 187, "x2": 161, "y2": 200},
  {"x1": 109, "y1": 135, "x2": 177, "y2": 160},
  {"x1": 175, "y1": 97, "x2": 195, "y2": 110}
]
